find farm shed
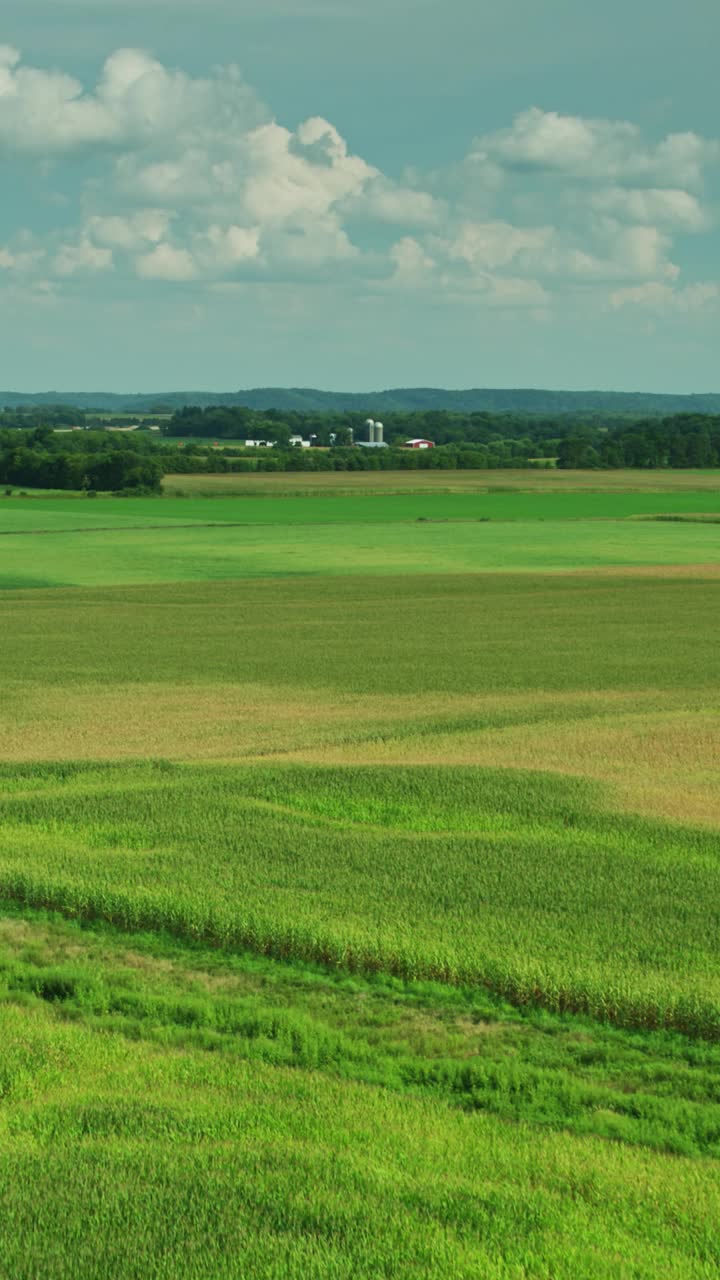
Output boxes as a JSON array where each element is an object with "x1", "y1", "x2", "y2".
[{"x1": 403, "y1": 438, "x2": 435, "y2": 449}]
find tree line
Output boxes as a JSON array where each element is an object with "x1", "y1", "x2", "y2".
[
  {"x1": 166, "y1": 406, "x2": 720, "y2": 467},
  {"x1": 556, "y1": 415, "x2": 720, "y2": 469},
  {"x1": 2, "y1": 413, "x2": 720, "y2": 493},
  {"x1": 167, "y1": 404, "x2": 608, "y2": 447},
  {"x1": 0, "y1": 428, "x2": 164, "y2": 493}
]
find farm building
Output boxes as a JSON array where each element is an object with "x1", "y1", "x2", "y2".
[
  {"x1": 357, "y1": 418, "x2": 388, "y2": 448},
  {"x1": 403, "y1": 438, "x2": 435, "y2": 449},
  {"x1": 243, "y1": 439, "x2": 276, "y2": 448}
]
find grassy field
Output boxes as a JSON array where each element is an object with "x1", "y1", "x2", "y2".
[
  {"x1": 1, "y1": 476, "x2": 719, "y2": 1275},
  {"x1": 3, "y1": 994, "x2": 719, "y2": 1279},
  {"x1": 3, "y1": 486, "x2": 720, "y2": 531},
  {"x1": 163, "y1": 467, "x2": 720, "y2": 495},
  {"x1": 1, "y1": 759, "x2": 719, "y2": 1035},
  {"x1": 1, "y1": 492, "x2": 720, "y2": 590},
  {"x1": 3, "y1": 522, "x2": 720, "y2": 587}
]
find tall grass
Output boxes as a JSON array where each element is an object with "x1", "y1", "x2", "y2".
[
  {"x1": 1, "y1": 1001, "x2": 719, "y2": 1279},
  {"x1": 3, "y1": 907, "x2": 720, "y2": 1159},
  {"x1": 1, "y1": 762, "x2": 718, "y2": 1038}
]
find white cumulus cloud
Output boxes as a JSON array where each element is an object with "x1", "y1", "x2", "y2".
[
  {"x1": 471, "y1": 107, "x2": 719, "y2": 188},
  {"x1": 590, "y1": 186, "x2": 707, "y2": 231},
  {"x1": 85, "y1": 210, "x2": 173, "y2": 250},
  {"x1": 53, "y1": 239, "x2": 113, "y2": 275},
  {"x1": 0, "y1": 243, "x2": 44, "y2": 272},
  {"x1": 195, "y1": 224, "x2": 261, "y2": 269},
  {"x1": 439, "y1": 220, "x2": 552, "y2": 271},
  {"x1": 135, "y1": 243, "x2": 197, "y2": 280},
  {"x1": 0, "y1": 45, "x2": 718, "y2": 318},
  {"x1": 0, "y1": 46, "x2": 265, "y2": 153},
  {"x1": 611, "y1": 281, "x2": 719, "y2": 312}
]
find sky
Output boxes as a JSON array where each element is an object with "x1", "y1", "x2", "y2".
[{"x1": 1, "y1": 0, "x2": 719, "y2": 393}]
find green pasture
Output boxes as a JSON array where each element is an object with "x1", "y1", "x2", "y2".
[
  {"x1": 0, "y1": 517, "x2": 719, "y2": 589},
  {"x1": 1, "y1": 487, "x2": 720, "y2": 534},
  {"x1": 0, "y1": 488, "x2": 717, "y2": 591}
]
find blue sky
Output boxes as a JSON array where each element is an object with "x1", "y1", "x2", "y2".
[{"x1": 1, "y1": 0, "x2": 719, "y2": 392}]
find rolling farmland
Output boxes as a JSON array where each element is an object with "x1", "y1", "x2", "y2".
[{"x1": 1, "y1": 471, "x2": 719, "y2": 1277}]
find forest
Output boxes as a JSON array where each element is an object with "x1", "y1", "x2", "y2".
[
  {"x1": 4, "y1": 385, "x2": 720, "y2": 415},
  {"x1": 0, "y1": 428, "x2": 164, "y2": 493},
  {"x1": 167, "y1": 405, "x2": 720, "y2": 466}
]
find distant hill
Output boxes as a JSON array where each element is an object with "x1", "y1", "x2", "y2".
[{"x1": 2, "y1": 387, "x2": 720, "y2": 416}]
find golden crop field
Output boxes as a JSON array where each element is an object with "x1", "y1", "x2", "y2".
[{"x1": 163, "y1": 466, "x2": 720, "y2": 495}]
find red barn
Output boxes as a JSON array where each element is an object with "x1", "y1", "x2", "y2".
[{"x1": 403, "y1": 438, "x2": 435, "y2": 449}]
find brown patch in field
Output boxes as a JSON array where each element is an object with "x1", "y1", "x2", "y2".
[
  {"x1": 0, "y1": 682, "x2": 393, "y2": 762},
  {"x1": 0, "y1": 918, "x2": 87, "y2": 964},
  {"x1": 455, "y1": 1017, "x2": 506, "y2": 1038},
  {"x1": 119, "y1": 949, "x2": 244, "y2": 993},
  {"x1": 284, "y1": 707, "x2": 720, "y2": 828},
  {"x1": 575, "y1": 563, "x2": 720, "y2": 579},
  {"x1": 2, "y1": 679, "x2": 717, "y2": 828},
  {"x1": 0, "y1": 918, "x2": 36, "y2": 946},
  {"x1": 0, "y1": 682, "x2": 648, "y2": 763},
  {"x1": 121, "y1": 950, "x2": 177, "y2": 976},
  {"x1": 0, "y1": 920, "x2": 254, "y2": 996},
  {"x1": 614, "y1": 780, "x2": 720, "y2": 828}
]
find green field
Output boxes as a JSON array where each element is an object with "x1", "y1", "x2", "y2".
[
  {"x1": 3, "y1": 486, "x2": 720, "y2": 530},
  {"x1": 0, "y1": 487, "x2": 719, "y2": 589},
  {"x1": 4, "y1": 992, "x2": 719, "y2": 1280},
  {"x1": 1, "y1": 476, "x2": 719, "y2": 1276}
]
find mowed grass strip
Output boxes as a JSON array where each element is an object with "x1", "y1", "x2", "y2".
[
  {"x1": 1, "y1": 761, "x2": 719, "y2": 1036},
  {"x1": 0, "y1": 518, "x2": 719, "y2": 588},
  {"x1": 1, "y1": 1002, "x2": 718, "y2": 1280}
]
